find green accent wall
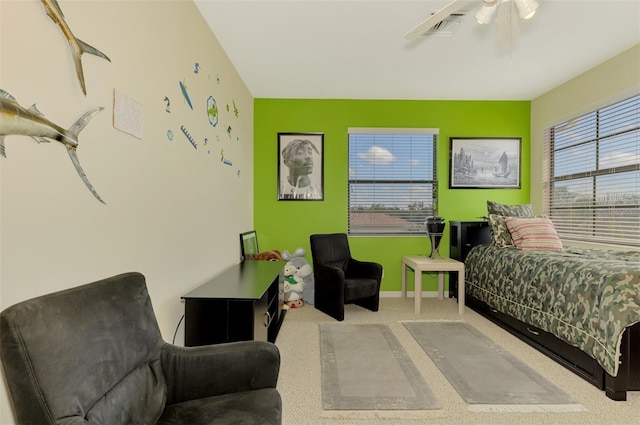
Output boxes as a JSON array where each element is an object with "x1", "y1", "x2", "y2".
[{"x1": 254, "y1": 99, "x2": 530, "y2": 292}]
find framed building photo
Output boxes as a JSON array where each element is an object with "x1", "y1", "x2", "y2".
[
  {"x1": 277, "y1": 132, "x2": 324, "y2": 200},
  {"x1": 449, "y1": 137, "x2": 521, "y2": 189}
]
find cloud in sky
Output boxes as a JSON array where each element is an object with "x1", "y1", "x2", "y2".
[{"x1": 357, "y1": 146, "x2": 395, "y2": 164}]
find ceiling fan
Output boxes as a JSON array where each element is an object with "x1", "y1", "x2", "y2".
[{"x1": 404, "y1": 0, "x2": 539, "y2": 44}]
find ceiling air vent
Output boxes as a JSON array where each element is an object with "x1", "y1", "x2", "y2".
[{"x1": 421, "y1": 11, "x2": 467, "y2": 37}]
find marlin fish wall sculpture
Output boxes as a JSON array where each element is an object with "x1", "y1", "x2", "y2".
[
  {"x1": 0, "y1": 89, "x2": 106, "y2": 204},
  {"x1": 40, "y1": 0, "x2": 111, "y2": 95}
]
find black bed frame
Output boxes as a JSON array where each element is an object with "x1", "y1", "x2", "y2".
[{"x1": 466, "y1": 294, "x2": 640, "y2": 401}]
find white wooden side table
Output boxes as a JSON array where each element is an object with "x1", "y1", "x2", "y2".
[{"x1": 401, "y1": 256, "x2": 465, "y2": 315}]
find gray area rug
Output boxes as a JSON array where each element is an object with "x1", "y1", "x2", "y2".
[
  {"x1": 403, "y1": 321, "x2": 586, "y2": 412},
  {"x1": 320, "y1": 323, "x2": 440, "y2": 410}
]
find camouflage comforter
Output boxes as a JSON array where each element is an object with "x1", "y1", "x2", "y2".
[{"x1": 465, "y1": 245, "x2": 640, "y2": 376}]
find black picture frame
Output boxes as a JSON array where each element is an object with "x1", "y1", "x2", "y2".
[
  {"x1": 277, "y1": 132, "x2": 324, "y2": 200},
  {"x1": 239, "y1": 230, "x2": 259, "y2": 261},
  {"x1": 449, "y1": 137, "x2": 522, "y2": 189}
]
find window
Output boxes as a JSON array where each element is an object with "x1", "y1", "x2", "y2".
[
  {"x1": 348, "y1": 128, "x2": 438, "y2": 235},
  {"x1": 543, "y1": 94, "x2": 640, "y2": 247}
]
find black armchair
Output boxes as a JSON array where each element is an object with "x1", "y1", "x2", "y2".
[
  {"x1": 0, "y1": 272, "x2": 282, "y2": 425},
  {"x1": 309, "y1": 233, "x2": 383, "y2": 321}
]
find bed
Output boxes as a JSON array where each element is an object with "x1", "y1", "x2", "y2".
[{"x1": 465, "y1": 243, "x2": 640, "y2": 401}]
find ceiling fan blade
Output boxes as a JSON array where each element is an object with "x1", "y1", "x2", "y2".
[
  {"x1": 404, "y1": 0, "x2": 474, "y2": 40},
  {"x1": 496, "y1": 0, "x2": 520, "y2": 48}
]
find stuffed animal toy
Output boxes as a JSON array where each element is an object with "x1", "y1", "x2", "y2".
[
  {"x1": 252, "y1": 250, "x2": 282, "y2": 261},
  {"x1": 281, "y1": 248, "x2": 315, "y2": 305},
  {"x1": 282, "y1": 248, "x2": 305, "y2": 261},
  {"x1": 283, "y1": 262, "x2": 305, "y2": 309}
]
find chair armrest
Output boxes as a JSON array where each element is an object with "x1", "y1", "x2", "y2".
[
  {"x1": 314, "y1": 264, "x2": 346, "y2": 289},
  {"x1": 347, "y1": 258, "x2": 383, "y2": 281},
  {"x1": 161, "y1": 340, "x2": 280, "y2": 405}
]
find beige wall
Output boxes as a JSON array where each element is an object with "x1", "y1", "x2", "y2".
[
  {"x1": 530, "y1": 44, "x2": 640, "y2": 214},
  {"x1": 0, "y1": 1, "x2": 253, "y2": 422}
]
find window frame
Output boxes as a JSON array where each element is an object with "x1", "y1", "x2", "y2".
[
  {"x1": 542, "y1": 94, "x2": 640, "y2": 247},
  {"x1": 347, "y1": 128, "x2": 439, "y2": 236}
]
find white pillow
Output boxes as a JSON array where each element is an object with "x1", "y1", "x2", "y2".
[{"x1": 505, "y1": 217, "x2": 563, "y2": 252}]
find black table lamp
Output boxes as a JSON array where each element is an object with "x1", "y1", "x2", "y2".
[{"x1": 425, "y1": 216, "x2": 446, "y2": 258}]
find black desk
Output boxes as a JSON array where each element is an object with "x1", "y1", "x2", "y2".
[{"x1": 181, "y1": 261, "x2": 284, "y2": 346}]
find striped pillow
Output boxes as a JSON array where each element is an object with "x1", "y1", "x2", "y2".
[{"x1": 504, "y1": 217, "x2": 563, "y2": 251}]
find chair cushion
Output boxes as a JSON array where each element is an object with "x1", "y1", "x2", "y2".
[
  {"x1": 86, "y1": 358, "x2": 166, "y2": 424},
  {"x1": 158, "y1": 388, "x2": 282, "y2": 425},
  {"x1": 344, "y1": 278, "x2": 378, "y2": 301}
]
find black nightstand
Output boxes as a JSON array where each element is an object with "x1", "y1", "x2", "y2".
[{"x1": 449, "y1": 220, "x2": 491, "y2": 298}]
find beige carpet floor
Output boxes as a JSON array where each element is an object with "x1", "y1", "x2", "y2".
[{"x1": 275, "y1": 296, "x2": 640, "y2": 425}]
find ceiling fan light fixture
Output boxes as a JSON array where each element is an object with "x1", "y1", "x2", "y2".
[
  {"x1": 475, "y1": 2, "x2": 498, "y2": 24},
  {"x1": 514, "y1": 0, "x2": 539, "y2": 19}
]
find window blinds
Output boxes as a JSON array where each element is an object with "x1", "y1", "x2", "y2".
[
  {"x1": 542, "y1": 94, "x2": 640, "y2": 246},
  {"x1": 347, "y1": 128, "x2": 438, "y2": 235}
]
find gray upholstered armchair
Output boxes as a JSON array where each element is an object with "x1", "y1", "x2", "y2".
[{"x1": 0, "y1": 272, "x2": 282, "y2": 425}]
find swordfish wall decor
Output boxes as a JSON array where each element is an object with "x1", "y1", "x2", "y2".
[
  {"x1": 3, "y1": 1, "x2": 247, "y2": 204},
  {"x1": 40, "y1": 0, "x2": 111, "y2": 95},
  {"x1": 0, "y1": 0, "x2": 110, "y2": 204},
  {"x1": 0, "y1": 0, "x2": 111, "y2": 203},
  {"x1": 0, "y1": 89, "x2": 106, "y2": 204}
]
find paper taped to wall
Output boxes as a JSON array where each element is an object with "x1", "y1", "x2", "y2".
[{"x1": 113, "y1": 89, "x2": 143, "y2": 139}]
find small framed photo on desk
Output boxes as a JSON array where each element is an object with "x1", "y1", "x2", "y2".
[{"x1": 240, "y1": 230, "x2": 259, "y2": 261}]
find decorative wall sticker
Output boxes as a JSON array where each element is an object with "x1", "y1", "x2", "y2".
[
  {"x1": 179, "y1": 80, "x2": 193, "y2": 110},
  {"x1": 180, "y1": 125, "x2": 197, "y2": 149},
  {"x1": 113, "y1": 89, "x2": 143, "y2": 140},
  {"x1": 194, "y1": 62, "x2": 200, "y2": 74},
  {"x1": 220, "y1": 149, "x2": 232, "y2": 166},
  {"x1": 226, "y1": 125, "x2": 232, "y2": 138},
  {"x1": 0, "y1": 89, "x2": 105, "y2": 203},
  {"x1": 167, "y1": 129, "x2": 173, "y2": 141},
  {"x1": 164, "y1": 96, "x2": 171, "y2": 113},
  {"x1": 40, "y1": 0, "x2": 110, "y2": 95},
  {"x1": 233, "y1": 100, "x2": 239, "y2": 118},
  {"x1": 207, "y1": 96, "x2": 218, "y2": 127}
]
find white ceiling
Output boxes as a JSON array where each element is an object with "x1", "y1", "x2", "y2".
[{"x1": 195, "y1": 0, "x2": 640, "y2": 101}]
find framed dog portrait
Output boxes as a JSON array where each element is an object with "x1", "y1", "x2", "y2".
[{"x1": 277, "y1": 132, "x2": 324, "y2": 201}]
